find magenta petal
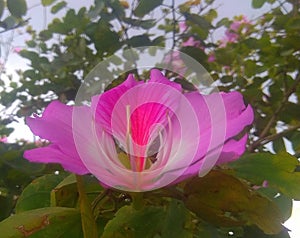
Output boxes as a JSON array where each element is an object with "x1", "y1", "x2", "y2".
[
  {"x1": 183, "y1": 90, "x2": 253, "y2": 177},
  {"x1": 91, "y1": 74, "x2": 140, "y2": 133},
  {"x1": 216, "y1": 134, "x2": 248, "y2": 165},
  {"x1": 221, "y1": 91, "x2": 254, "y2": 138},
  {"x1": 26, "y1": 101, "x2": 76, "y2": 157},
  {"x1": 24, "y1": 145, "x2": 89, "y2": 174},
  {"x1": 149, "y1": 69, "x2": 182, "y2": 91},
  {"x1": 24, "y1": 101, "x2": 89, "y2": 174}
]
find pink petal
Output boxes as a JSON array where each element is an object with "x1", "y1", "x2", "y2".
[
  {"x1": 24, "y1": 145, "x2": 89, "y2": 174},
  {"x1": 24, "y1": 101, "x2": 89, "y2": 174},
  {"x1": 221, "y1": 91, "x2": 254, "y2": 139},
  {"x1": 216, "y1": 134, "x2": 248, "y2": 165},
  {"x1": 91, "y1": 74, "x2": 140, "y2": 133},
  {"x1": 183, "y1": 91, "x2": 253, "y2": 177},
  {"x1": 149, "y1": 69, "x2": 182, "y2": 91}
]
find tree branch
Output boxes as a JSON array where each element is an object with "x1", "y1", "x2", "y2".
[{"x1": 249, "y1": 72, "x2": 300, "y2": 151}]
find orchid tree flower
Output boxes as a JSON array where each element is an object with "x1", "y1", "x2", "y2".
[{"x1": 24, "y1": 69, "x2": 253, "y2": 192}]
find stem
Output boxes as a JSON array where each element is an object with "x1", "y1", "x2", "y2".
[
  {"x1": 130, "y1": 192, "x2": 144, "y2": 210},
  {"x1": 76, "y1": 175, "x2": 98, "y2": 238}
]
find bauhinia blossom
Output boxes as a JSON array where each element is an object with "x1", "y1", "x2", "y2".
[
  {"x1": 24, "y1": 69, "x2": 254, "y2": 191},
  {"x1": 220, "y1": 15, "x2": 252, "y2": 47}
]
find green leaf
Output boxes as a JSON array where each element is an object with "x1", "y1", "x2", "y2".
[
  {"x1": 133, "y1": 0, "x2": 163, "y2": 17},
  {"x1": 272, "y1": 138, "x2": 286, "y2": 153},
  {"x1": 102, "y1": 201, "x2": 193, "y2": 238},
  {"x1": 252, "y1": 0, "x2": 267, "y2": 8},
  {"x1": 51, "y1": 174, "x2": 103, "y2": 208},
  {"x1": 243, "y1": 226, "x2": 291, "y2": 238},
  {"x1": 0, "y1": 0, "x2": 4, "y2": 19},
  {"x1": 15, "y1": 174, "x2": 66, "y2": 213},
  {"x1": 227, "y1": 152, "x2": 300, "y2": 199},
  {"x1": 185, "y1": 13, "x2": 212, "y2": 29},
  {"x1": 7, "y1": 0, "x2": 27, "y2": 17},
  {"x1": 41, "y1": 0, "x2": 57, "y2": 6},
  {"x1": 0, "y1": 207, "x2": 82, "y2": 237},
  {"x1": 102, "y1": 205, "x2": 163, "y2": 238},
  {"x1": 126, "y1": 35, "x2": 152, "y2": 47},
  {"x1": 51, "y1": 1, "x2": 67, "y2": 14},
  {"x1": 161, "y1": 200, "x2": 193, "y2": 238},
  {"x1": 1, "y1": 15, "x2": 18, "y2": 29},
  {"x1": 184, "y1": 170, "x2": 283, "y2": 235},
  {"x1": 258, "y1": 187, "x2": 293, "y2": 222}
]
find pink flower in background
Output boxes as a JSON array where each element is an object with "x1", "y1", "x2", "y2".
[
  {"x1": 179, "y1": 21, "x2": 188, "y2": 33},
  {"x1": 208, "y1": 53, "x2": 216, "y2": 63},
  {"x1": 0, "y1": 136, "x2": 8, "y2": 143},
  {"x1": 220, "y1": 15, "x2": 252, "y2": 47},
  {"x1": 24, "y1": 69, "x2": 254, "y2": 191},
  {"x1": 182, "y1": 37, "x2": 202, "y2": 48},
  {"x1": 12, "y1": 47, "x2": 22, "y2": 53}
]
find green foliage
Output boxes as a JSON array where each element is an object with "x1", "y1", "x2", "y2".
[
  {"x1": 15, "y1": 174, "x2": 66, "y2": 213},
  {"x1": 102, "y1": 200, "x2": 193, "y2": 238},
  {"x1": 0, "y1": 0, "x2": 300, "y2": 237},
  {"x1": 133, "y1": 0, "x2": 163, "y2": 17},
  {"x1": 227, "y1": 152, "x2": 300, "y2": 199},
  {"x1": 184, "y1": 170, "x2": 283, "y2": 234},
  {"x1": 7, "y1": 0, "x2": 27, "y2": 18}
]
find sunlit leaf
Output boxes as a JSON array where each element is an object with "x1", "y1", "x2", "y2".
[
  {"x1": 41, "y1": 0, "x2": 57, "y2": 6},
  {"x1": 0, "y1": 207, "x2": 82, "y2": 237},
  {"x1": 227, "y1": 152, "x2": 300, "y2": 199},
  {"x1": 51, "y1": 1, "x2": 67, "y2": 14}
]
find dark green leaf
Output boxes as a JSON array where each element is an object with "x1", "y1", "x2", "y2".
[
  {"x1": 7, "y1": 0, "x2": 27, "y2": 17},
  {"x1": 184, "y1": 170, "x2": 283, "y2": 234},
  {"x1": 126, "y1": 35, "x2": 152, "y2": 47},
  {"x1": 133, "y1": 0, "x2": 163, "y2": 17}
]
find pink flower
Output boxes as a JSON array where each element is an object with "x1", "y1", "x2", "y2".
[
  {"x1": 179, "y1": 21, "x2": 188, "y2": 33},
  {"x1": 220, "y1": 15, "x2": 251, "y2": 47},
  {"x1": 12, "y1": 47, "x2": 22, "y2": 53},
  {"x1": 163, "y1": 51, "x2": 187, "y2": 76},
  {"x1": 0, "y1": 136, "x2": 7, "y2": 143},
  {"x1": 208, "y1": 53, "x2": 216, "y2": 63},
  {"x1": 182, "y1": 36, "x2": 201, "y2": 48},
  {"x1": 24, "y1": 69, "x2": 254, "y2": 191}
]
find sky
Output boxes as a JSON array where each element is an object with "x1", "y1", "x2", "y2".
[{"x1": 1, "y1": 1, "x2": 299, "y2": 237}]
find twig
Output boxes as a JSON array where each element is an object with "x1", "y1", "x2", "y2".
[
  {"x1": 252, "y1": 124, "x2": 300, "y2": 147},
  {"x1": 249, "y1": 72, "x2": 300, "y2": 151}
]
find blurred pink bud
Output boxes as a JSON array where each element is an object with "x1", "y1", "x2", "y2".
[{"x1": 208, "y1": 53, "x2": 216, "y2": 63}]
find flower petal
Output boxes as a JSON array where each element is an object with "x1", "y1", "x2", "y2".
[
  {"x1": 24, "y1": 145, "x2": 89, "y2": 174},
  {"x1": 91, "y1": 74, "x2": 140, "y2": 133},
  {"x1": 25, "y1": 101, "x2": 89, "y2": 174},
  {"x1": 216, "y1": 134, "x2": 248, "y2": 165}
]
